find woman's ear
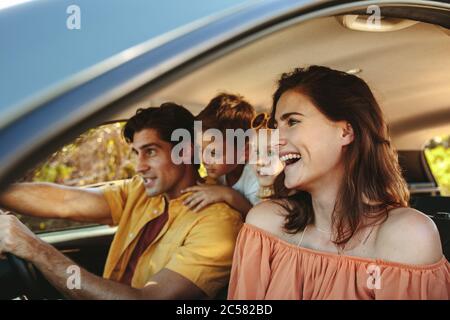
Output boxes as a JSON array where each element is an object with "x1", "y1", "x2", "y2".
[{"x1": 341, "y1": 122, "x2": 354, "y2": 146}]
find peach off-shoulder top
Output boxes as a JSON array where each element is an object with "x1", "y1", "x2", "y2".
[{"x1": 228, "y1": 223, "x2": 450, "y2": 300}]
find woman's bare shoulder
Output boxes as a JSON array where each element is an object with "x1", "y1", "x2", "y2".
[
  {"x1": 245, "y1": 199, "x2": 289, "y2": 237},
  {"x1": 375, "y1": 207, "x2": 443, "y2": 265}
]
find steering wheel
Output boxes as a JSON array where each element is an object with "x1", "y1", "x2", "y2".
[{"x1": 7, "y1": 253, "x2": 42, "y2": 299}]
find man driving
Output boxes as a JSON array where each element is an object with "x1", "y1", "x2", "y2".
[{"x1": 0, "y1": 103, "x2": 242, "y2": 299}]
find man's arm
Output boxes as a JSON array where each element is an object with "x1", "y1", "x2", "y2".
[
  {"x1": 0, "y1": 183, "x2": 112, "y2": 224},
  {"x1": 0, "y1": 214, "x2": 206, "y2": 300},
  {"x1": 34, "y1": 242, "x2": 206, "y2": 300}
]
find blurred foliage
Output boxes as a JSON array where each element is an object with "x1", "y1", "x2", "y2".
[
  {"x1": 424, "y1": 135, "x2": 450, "y2": 196},
  {"x1": 18, "y1": 122, "x2": 136, "y2": 233}
]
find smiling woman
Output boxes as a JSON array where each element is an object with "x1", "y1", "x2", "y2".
[
  {"x1": 271, "y1": 66, "x2": 409, "y2": 245},
  {"x1": 228, "y1": 65, "x2": 450, "y2": 300}
]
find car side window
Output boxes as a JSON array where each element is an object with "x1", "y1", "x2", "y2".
[
  {"x1": 424, "y1": 135, "x2": 450, "y2": 196},
  {"x1": 15, "y1": 122, "x2": 136, "y2": 233}
]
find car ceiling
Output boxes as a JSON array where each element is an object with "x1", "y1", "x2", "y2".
[{"x1": 111, "y1": 15, "x2": 450, "y2": 151}]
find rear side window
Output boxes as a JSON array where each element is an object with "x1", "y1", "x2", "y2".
[
  {"x1": 16, "y1": 122, "x2": 136, "y2": 233},
  {"x1": 424, "y1": 135, "x2": 450, "y2": 196}
]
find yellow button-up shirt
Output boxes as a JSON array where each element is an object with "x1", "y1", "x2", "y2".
[{"x1": 100, "y1": 176, "x2": 242, "y2": 297}]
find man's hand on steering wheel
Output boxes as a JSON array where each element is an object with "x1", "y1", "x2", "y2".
[
  {"x1": 0, "y1": 210, "x2": 41, "y2": 261},
  {"x1": 0, "y1": 210, "x2": 47, "y2": 299}
]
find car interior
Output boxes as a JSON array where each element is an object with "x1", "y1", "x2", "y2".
[{"x1": 0, "y1": 5, "x2": 449, "y2": 299}]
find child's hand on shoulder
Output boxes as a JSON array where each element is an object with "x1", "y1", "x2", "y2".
[{"x1": 181, "y1": 183, "x2": 232, "y2": 212}]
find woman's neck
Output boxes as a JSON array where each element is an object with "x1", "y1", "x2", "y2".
[{"x1": 308, "y1": 167, "x2": 345, "y2": 233}]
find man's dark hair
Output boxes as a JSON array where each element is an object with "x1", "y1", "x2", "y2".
[
  {"x1": 196, "y1": 93, "x2": 255, "y2": 132},
  {"x1": 123, "y1": 102, "x2": 195, "y2": 145}
]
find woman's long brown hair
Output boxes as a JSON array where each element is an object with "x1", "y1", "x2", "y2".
[{"x1": 270, "y1": 66, "x2": 409, "y2": 246}]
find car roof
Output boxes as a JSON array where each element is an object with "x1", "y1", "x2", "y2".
[
  {"x1": 0, "y1": 0, "x2": 251, "y2": 126},
  {"x1": 149, "y1": 14, "x2": 450, "y2": 150}
]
